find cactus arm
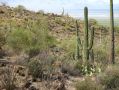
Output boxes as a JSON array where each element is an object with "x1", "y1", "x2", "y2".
[
  {"x1": 88, "y1": 27, "x2": 94, "y2": 50},
  {"x1": 76, "y1": 20, "x2": 82, "y2": 59},
  {"x1": 76, "y1": 20, "x2": 82, "y2": 48}
]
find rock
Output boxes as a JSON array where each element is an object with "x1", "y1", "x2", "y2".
[{"x1": 24, "y1": 80, "x2": 32, "y2": 88}]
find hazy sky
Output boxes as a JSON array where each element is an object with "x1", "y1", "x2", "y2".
[{"x1": 0, "y1": 0, "x2": 119, "y2": 17}]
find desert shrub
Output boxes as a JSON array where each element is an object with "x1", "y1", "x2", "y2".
[
  {"x1": 89, "y1": 19, "x2": 98, "y2": 27},
  {"x1": 115, "y1": 26, "x2": 119, "y2": 33},
  {"x1": 94, "y1": 42, "x2": 109, "y2": 65},
  {"x1": 75, "y1": 63, "x2": 95, "y2": 76},
  {"x1": 7, "y1": 28, "x2": 33, "y2": 52},
  {"x1": 13, "y1": 5, "x2": 26, "y2": 12},
  {"x1": 98, "y1": 65, "x2": 119, "y2": 90},
  {"x1": 28, "y1": 55, "x2": 55, "y2": 79},
  {"x1": 36, "y1": 10, "x2": 44, "y2": 15},
  {"x1": 75, "y1": 77, "x2": 103, "y2": 90},
  {"x1": 28, "y1": 59, "x2": 43, "y2": 79},
  {"x1": 61, "y1": 60, "x2": 81, "y2": 76},
  {"x1": 1, "y1": 66, "x2": 17, "y2": 90},
  {"x1": 60, "y1": 36, "x2": 76, "y2": 60},
  {"x1": 75, "y1": 61, "x2": 101, "y2": 76},
  {"x1": 7, "y1": 19, "x2": 55, "y2": 54}
]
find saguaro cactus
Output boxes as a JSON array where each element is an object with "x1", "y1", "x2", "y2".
[
  {"x1": 75, "y1": 7, "x2": 94, "y2": 63},
  {"x1": 84, "y1": 7, "x2": 89, "y2": 62},
  {"x1": 110, "y1": 0, "x2": 115, "y2": 64},
  {"x1": 76, "y1": 20, "x2": 82, "y2": 60}
]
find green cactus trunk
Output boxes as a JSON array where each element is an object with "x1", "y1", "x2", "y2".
[
  {"x1": 76, "y1": 20, "x2": 80, "y2": 60},
  {"x1": 83, "y1": 7, "x2": 89, "y2": 63},
  {"x1": 110, "y1": 0, "x2": 115, "y2": 64}
]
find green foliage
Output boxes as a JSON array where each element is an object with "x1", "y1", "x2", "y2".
[
  {"x1": 75, "y1": 62, "x2": 100, "y2": 76},
  {"x1": 94, "y1": 44, "x2": 109, "y2": 64},
  {"x1": 60, "y1": 36, "x2": 76, "y2": 59},
  {"x1": 98, "y1": 65, "x2": 119, "y2": 90},
  {"x1": 89, "y1": 19, "x2": 98, "y2": 27},
  {"x1": 7, "y1": 19, "x2": 55, "y2": 54},
  {"x1": 28, "y1": 59, "x2": 43, "y2": 78},
  {"x1": 115, "y1": 26, "x2": 119, "y2": 33},
  {"x1": 7, "y1": 28, "x2": 33, "y2": 52},
  {"x1": 75, "y1": 77, "x2": 103, "y2": 90}
]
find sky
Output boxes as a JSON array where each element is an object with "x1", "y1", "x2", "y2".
[{"x1": 0, "y1": 0, "x2": 119, "y2": 18}]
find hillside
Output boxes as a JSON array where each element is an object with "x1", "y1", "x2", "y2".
[{"x1": 0, "y1": 5, "x2": 119, "y2": 90}]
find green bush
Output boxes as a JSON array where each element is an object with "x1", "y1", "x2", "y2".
[
  {"x1": 98, "y1": 65, "x2": 119, "y2": 90},
  {"x1": 28, "y1": 59, "x2": 43, "y2": 78},
  {"x1": 115, "y1": 26, "x2": 119, "y2": 33},
  {"x1": 75, "y1": 61, "x2": 101, "y2": 76},
  {"x1": 94, "y1": 43, "x2": 109, "y2": 64},
  {"x1": 7, "y1": 28, "x2": 33, "y2": 52},
  {"x1": 60, "y1": 36, "x2": 76, "y2": 60},
  {"x1": 75, "y1": 77, "x2": 103, "y2": 90},
  {"x1": 7, "y1": 19, "x2": 55, "y2": 54}
]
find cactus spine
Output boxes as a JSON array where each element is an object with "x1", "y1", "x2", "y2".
[
  {"x1": 110, "y1": 0, "x2": 115, "y2": 64},
  {"x1": 75, "y1": 7, "x2": 94, "y2": 63}
]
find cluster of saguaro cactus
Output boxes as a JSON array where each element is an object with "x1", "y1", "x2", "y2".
[
  {"x1": 75, "y1": 0, "x2": 115, "y2": 64},
  {"x1": 76, "y1": 7, "x2": 94, "y2": 63}
]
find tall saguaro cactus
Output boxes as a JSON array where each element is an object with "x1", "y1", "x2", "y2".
[
  {"x1": 84, "y1": 7, "x2": 89, "y2": 62},
  {"x1": 110, "y1": 0, "x2": 115, "y2": 64},
  {"x1": 75, "y1": 7, "x2": 94, "y2": 63}
]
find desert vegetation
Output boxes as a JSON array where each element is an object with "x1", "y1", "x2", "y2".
[{"x1": 0, "y1": 0, "x2": 119, "y2": 90}]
